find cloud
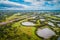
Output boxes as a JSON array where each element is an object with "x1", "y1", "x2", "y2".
[
  {"x1": 26, "y1": 5, "x2": 60, "y2": 10},
  {"x1": 0, "y1": 0, "x2": 8, "y2": 1},
  {"x1": 24, "y1": 0, "x2": 44, "y2": 6},
  {"x1": 0, "y1": 0, "x2": 30, "y2": 10},
  {"x1": 24, "y1": 0, "x2": 59, "y2": 6},
  {"x1": 0, "y1": 0, "x2": 60, "y2": 10},
  {"x1": 0, "y1": 7, "x2": 27, "y2": 10},
  {"x1": 23, "y1": 0, "x2": 60, "y2": 10},
  {"x1": 0, "y1": 1, "x2": 29, "y2": 8}
]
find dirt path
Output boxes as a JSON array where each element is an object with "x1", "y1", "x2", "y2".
[
  {"x1": 0, "y1": 16, "x2": 34, "y2": 26},
  {"x1": 0, "y1": 18, "x2": 25, "y2": 25}
]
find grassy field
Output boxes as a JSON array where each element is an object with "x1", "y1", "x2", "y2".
[{"x1": 0, "y1": 12, "x2": 60, "y2": 40}]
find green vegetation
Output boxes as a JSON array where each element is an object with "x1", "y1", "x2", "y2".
[{"x1": 0, "y1": 12, "x2": 60, "y2": 40}]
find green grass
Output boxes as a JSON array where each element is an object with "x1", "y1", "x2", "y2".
[{"x1": 0, "y1": 13, "x2": 60, "y2": 40}]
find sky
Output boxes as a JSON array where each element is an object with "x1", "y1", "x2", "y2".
[{"x1": 0, "y1": 0, "x2": 60, "y2": 10}]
